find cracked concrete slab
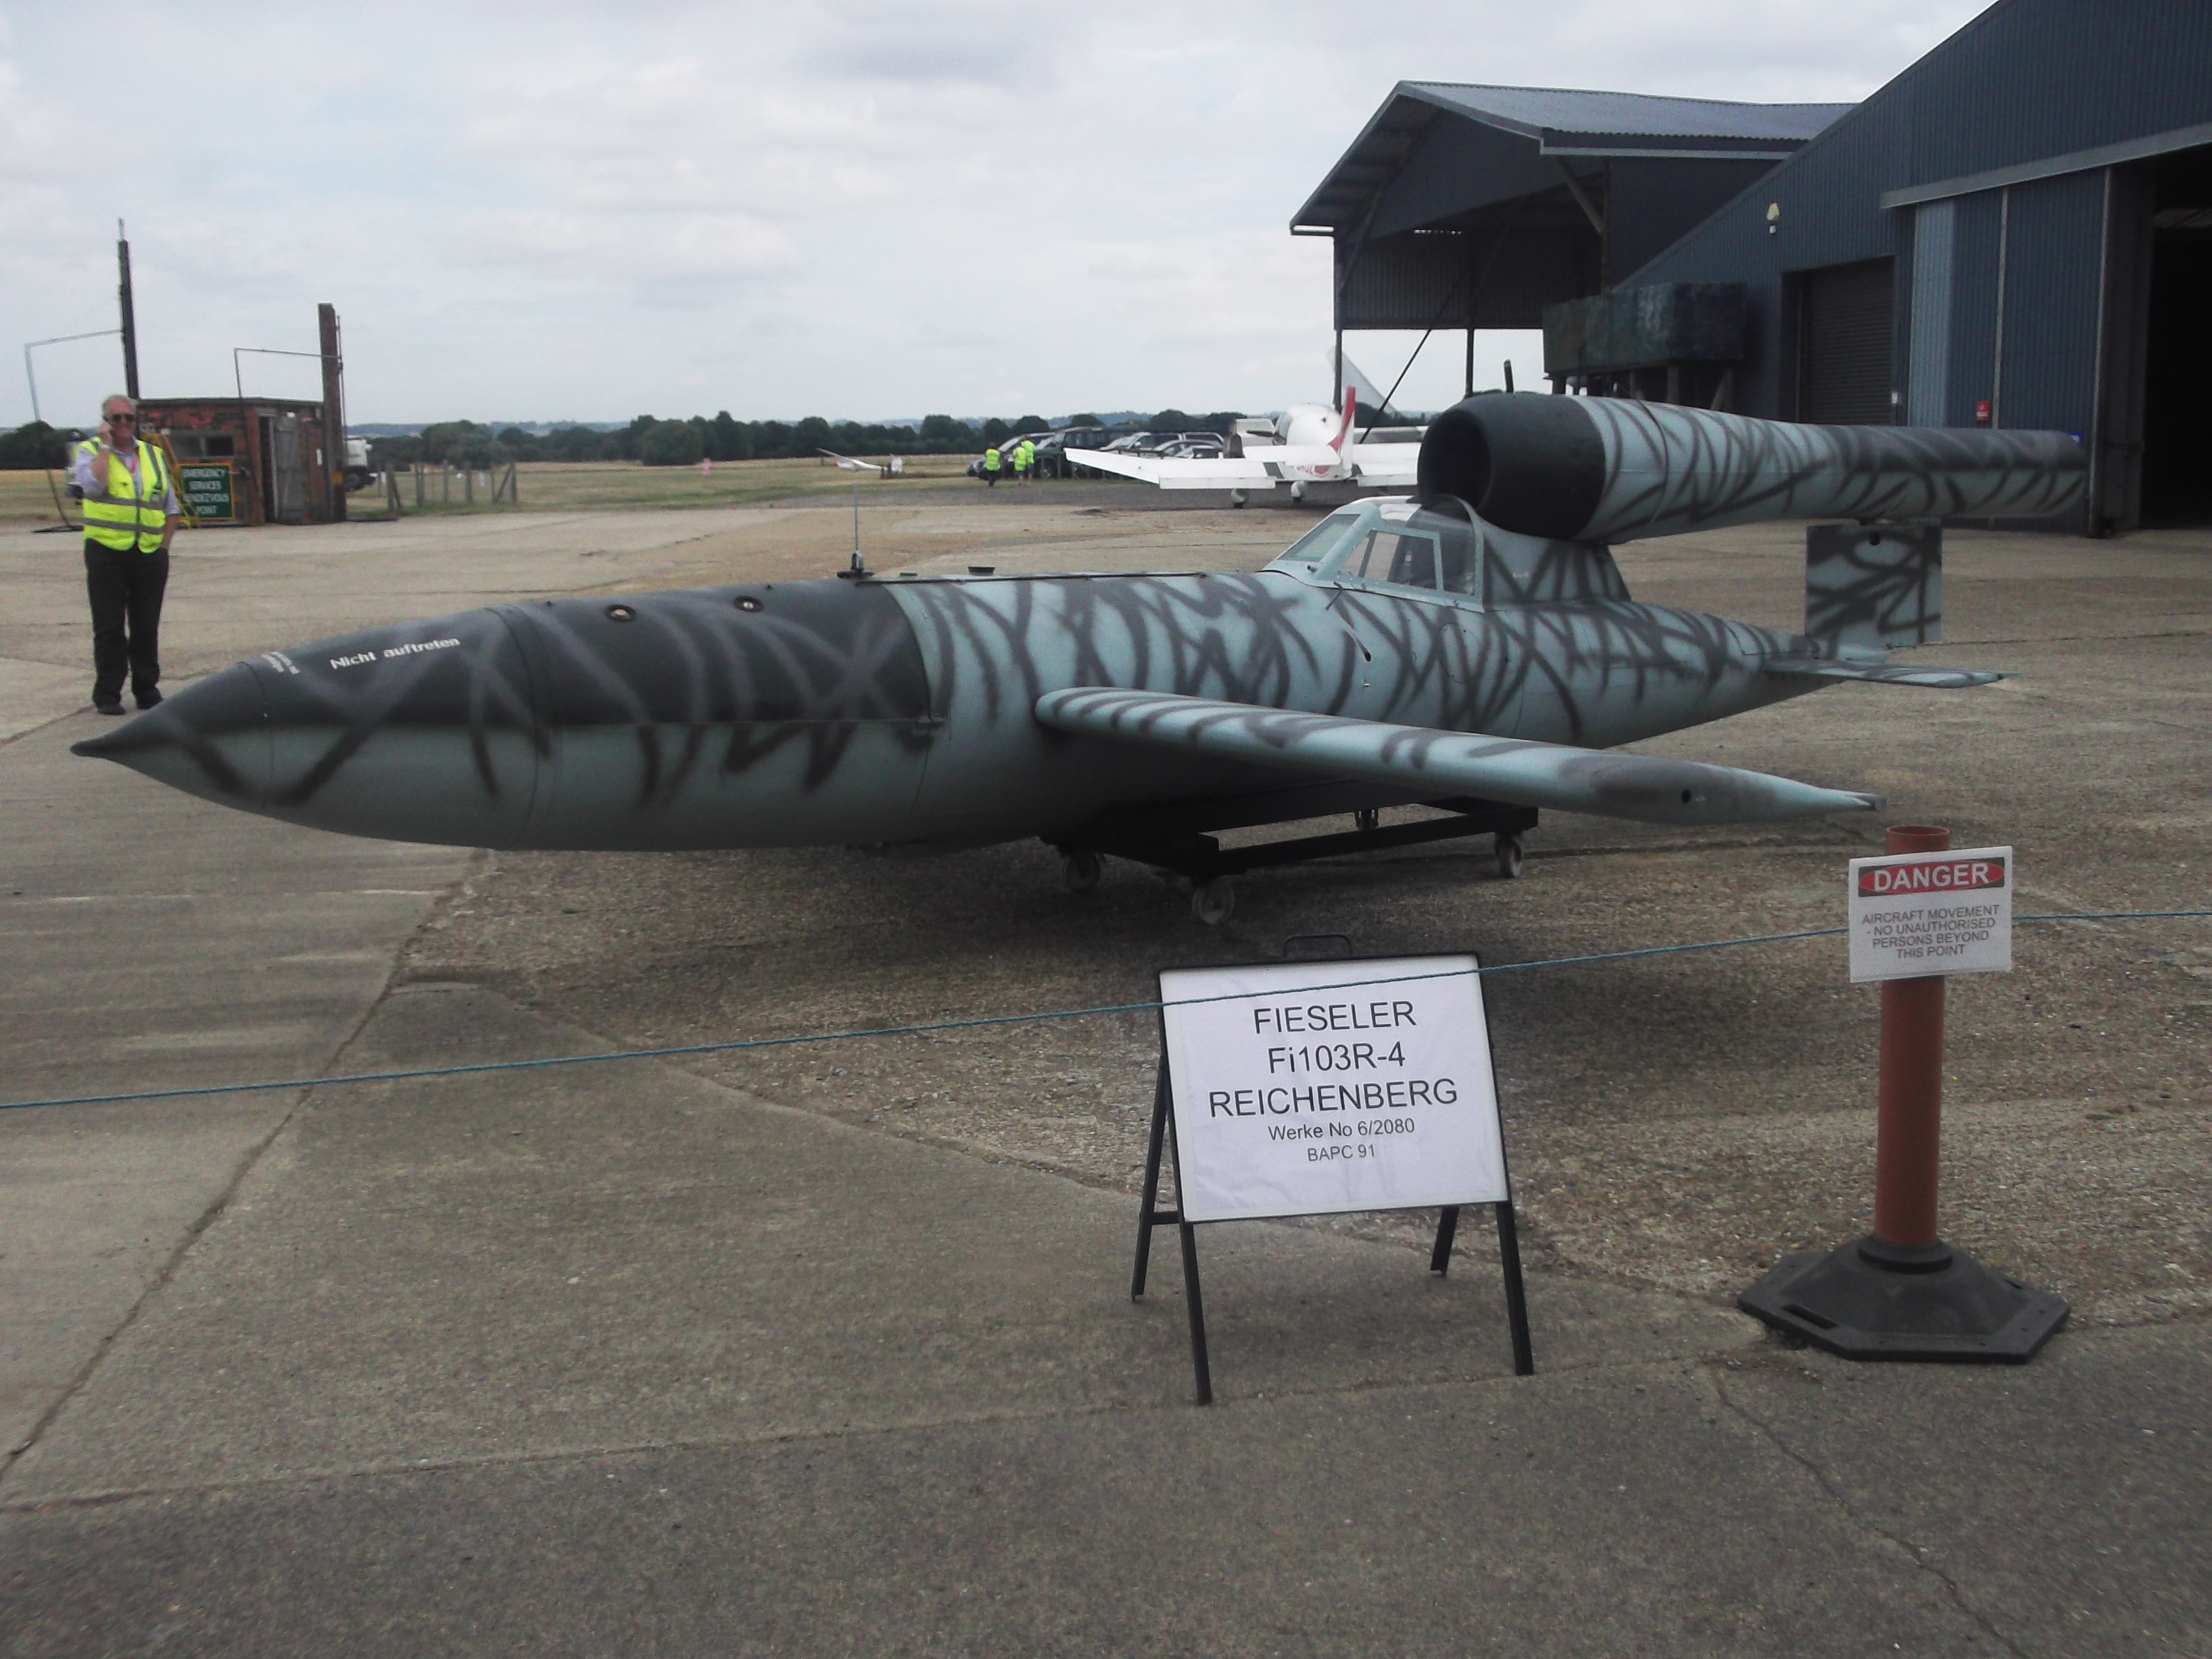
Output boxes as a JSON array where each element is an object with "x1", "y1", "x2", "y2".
[
  {"x1": 2, "y1": 981, "x2": 1750, "y2": 1503},
  {"x1": 0, "y1": 714, "x2": 469, "y2": 1457},
  {"x1": 3, "y1": 1367, "x2": 1989, "y2": 1658},
  {"x1": 1714, "y1": 1329, "x2": 2212, "y2": 1656}
]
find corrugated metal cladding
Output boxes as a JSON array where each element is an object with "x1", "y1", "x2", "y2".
[
  {"x1": 1627, "y1": 0, "x2": 2212, "y2": 529},
  {"x1": 1338, "y1": 231, "x2": 1587, "y2": 331},
  {"x1": 1996, "y1": 170, "x2": 2107, "y2": 435}
]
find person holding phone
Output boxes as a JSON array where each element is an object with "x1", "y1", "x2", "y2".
[{"x1": 73, "y1": 394, "x2": 180, "y2": 714}]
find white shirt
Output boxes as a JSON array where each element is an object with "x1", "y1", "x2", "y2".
[{"x1": 74, "y1": 441, "x2": 181, "y2": 515}]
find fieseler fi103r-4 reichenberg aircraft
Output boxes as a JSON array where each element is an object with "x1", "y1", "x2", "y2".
[{"x1": 76, "y1": 395, "x2": 2084, "y2": 924}]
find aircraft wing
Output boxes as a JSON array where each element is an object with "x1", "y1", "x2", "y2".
[
  {"x1": 1036, "y1": 688, "x2": 1880, "y2": 825},
  {"x1": 816, "y1": 447, "x2": 884, "y2": 475},
  {"x1": 1071, "y1": 447, "x2": 1279, "y2": 489},
  {"x1": 1342, "y1": 443, "x2": 1421, "y2": 487}
]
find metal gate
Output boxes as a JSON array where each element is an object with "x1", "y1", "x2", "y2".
[{"x1": 1798, "y1": 258, "x2": 1895, "y2": 425}]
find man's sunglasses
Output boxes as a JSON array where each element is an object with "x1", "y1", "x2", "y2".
[{"x1": 106, "y1": 413, "x2": 136, "y2": 424}]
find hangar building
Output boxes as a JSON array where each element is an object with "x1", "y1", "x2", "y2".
[
  {"x1": 1301, "y1": 0, "x2": 2212, "y2": 532},
  {"x1": 1292, "y1": 85, "x2": 1849, "y2": 403}
]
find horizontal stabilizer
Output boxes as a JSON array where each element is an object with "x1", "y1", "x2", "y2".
[
  {"x1": 1765, "y1": 656, "x2": 2008, "y2": 688},
  {"x1": 1036, "y1": 689, "x2": 1881, "y2": 826}
]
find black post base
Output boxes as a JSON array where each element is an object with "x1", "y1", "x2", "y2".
[{"x1": 1738, "y1": 1235, "x2": 2068, "y2": 1363}]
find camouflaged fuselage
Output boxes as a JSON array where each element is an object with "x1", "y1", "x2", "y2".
[{"x1": 80, "y1": 547, "x2": 1820, "y2": 852}]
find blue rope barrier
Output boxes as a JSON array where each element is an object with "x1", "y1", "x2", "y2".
[{"x1": 3, "y1": 909, "x2": 2204, "y2": 1114}]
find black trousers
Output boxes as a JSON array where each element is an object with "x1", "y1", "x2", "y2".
[{"x1": 84, "y1": 541, "x2": 169, "y2": 707}]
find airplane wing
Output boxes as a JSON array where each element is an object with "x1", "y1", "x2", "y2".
[
  {"x1": 1342, "y1": 443, "x2": 1420, "y2": 487},
  {"x1": 1036, "y1": 688, "x2": 1880, "y2": 825},
  {"x1": 1071, "y1": 447, "x2": 1279, "y2": 489},
  {"x1": 816, "y1": 447, "x2": 885, "y2": 475}
]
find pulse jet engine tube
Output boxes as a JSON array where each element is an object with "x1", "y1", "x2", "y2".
[{"x1": 1416, "y1": 392, "x2": 2089, "y2": 542}]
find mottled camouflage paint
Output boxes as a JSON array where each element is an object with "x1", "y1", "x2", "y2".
[
  {"x1": 1036, "y1": 688, "x2": 1875, "y2": 825},
  {"x1": 79, "y1": 510, "x2": 1858, "y2": 851},
  {"x1": 1420, "y1": 393, "x2": 2089, "y2": 543},
  {"x1": 1571, "y1": 399, "x2": 2088, "y2": 542},
  {"x1": 80, "y1": 400, "x2": 2060, "y2": 854}
]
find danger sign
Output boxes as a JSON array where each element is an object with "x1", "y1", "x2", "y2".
[{"x1": 1848, "y1": 845, "x2": 2013, "y2": 983}]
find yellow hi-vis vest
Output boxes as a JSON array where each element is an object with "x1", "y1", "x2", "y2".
[{"x1": 77, "y1": 437, "x2": 171, "y2": 552}]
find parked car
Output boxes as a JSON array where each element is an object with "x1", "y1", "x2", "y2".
[
  {"x1": 1034, "y1": 426, "x2": 1109, "y2": 479},
  {"x1": 964, "y1": 431, "x2": 1056, "y2": 479},
  {"x1": 1156, "y1": 435, "x2": 1228, "y2": 460}
]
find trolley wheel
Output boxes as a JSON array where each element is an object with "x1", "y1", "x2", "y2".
[
  {"x1": 1495, "y1": 831, "x2": 1526, "y2": 880},
  {"x1": 1353, "y1": 807, "x2": 1380, "y2": 833},
  {"x1": 1190, "y1": 877, "x2": 1237, "y2": 926},
  {"x1": 1063, "y1": 849, "x2": 1103, "y2": 893}
]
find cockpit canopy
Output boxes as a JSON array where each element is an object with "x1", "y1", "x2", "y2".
[{"x1": 1267, "y1": 497, "x2": 1628, "y2": 607}]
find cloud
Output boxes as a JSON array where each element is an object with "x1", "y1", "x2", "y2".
[
  {"x1": 0, "y1": 0, "x2": 1994, "y2": 424},
  {"x1": 448, "y1": 207, "x2": 800, "y2": 293}
]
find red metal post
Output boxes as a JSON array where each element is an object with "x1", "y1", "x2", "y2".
[{"x1": 1872, "y1": 823, "x2": 1950, "y2": 1248}]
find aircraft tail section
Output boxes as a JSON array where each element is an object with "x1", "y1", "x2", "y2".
[{"x1": 1804, "y1": 521, "x2": 1942, "y2": 649}]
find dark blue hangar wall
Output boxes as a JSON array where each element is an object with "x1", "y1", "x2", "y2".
[{"x1": 1627, "y1": 0, "x2": 2212, "y2": 533}]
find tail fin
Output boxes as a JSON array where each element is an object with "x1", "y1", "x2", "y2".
[
  {"x1": 1806, "y1": 523, "x2": 1942, "y2": 650},
  {"x1": 1331, "y1": 387, "x2": 1356, "y2": 454}
]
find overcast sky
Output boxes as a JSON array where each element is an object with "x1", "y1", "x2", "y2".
[{"x1": 1, "y1": 1, "x2": 1987, "y2": 429}]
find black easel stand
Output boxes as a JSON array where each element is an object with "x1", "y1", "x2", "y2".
[{"x1": 1131, "y1": 1057, "x2": 1535, "y2": 1404}]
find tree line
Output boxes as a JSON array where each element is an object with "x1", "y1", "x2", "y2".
[
  {"x1": 371, "y1": 409, "x2": 1248, "y2": 469},
  {"x1": 0, "y1": 408, "x2": 1250, "y2": 471}
]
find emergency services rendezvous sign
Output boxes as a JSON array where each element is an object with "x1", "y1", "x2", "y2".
[
  {"x1": 1158, "y1": 954, "x2": 1507, "y2": 1223},
  {"x1": 1848, "y1": 846, "x2": 2013, "y2": 983}
]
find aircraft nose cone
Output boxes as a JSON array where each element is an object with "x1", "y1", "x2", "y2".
[
  {"x1": 255, "y1": 612, "x2": 542, "y2": 844},
  {"x1": 75, "y1": 611, "x2": 542, "y2": 847},
  {"x1": 70, "y1": 661, "x2": 273, "y2": 806}
]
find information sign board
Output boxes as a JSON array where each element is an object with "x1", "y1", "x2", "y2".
[
  {"x1": 1847, "y1": 845, "x2": 2013, "y2": 983},
  {"x1": 178, "y1": 462, "x2": 238, "y2": 523},
  {"x1": 1159, "y1": 954, "x2": 1507, "y2": 1223}
]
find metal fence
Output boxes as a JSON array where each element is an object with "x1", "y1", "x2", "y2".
[{"x1": 375, "y1": 462, "x2": 519, "y2": 514}]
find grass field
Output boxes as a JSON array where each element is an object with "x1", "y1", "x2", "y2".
[{"x1": 0, "y1": 453, "x2": 1000, "y2": 525}]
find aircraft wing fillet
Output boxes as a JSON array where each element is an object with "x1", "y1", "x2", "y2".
[{"x1": 1036, "y1": 689, "x2": 1881, "y2": 825}]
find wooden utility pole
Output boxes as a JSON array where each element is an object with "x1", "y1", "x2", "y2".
[
  {"x1": 117, "y1": 221, "x2": 140, "y2": 398},
  {"x1": 319, "y1": 302, "x2": 347, "y2": 523}
]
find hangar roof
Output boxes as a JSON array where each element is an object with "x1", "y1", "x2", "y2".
[{"x1": 1293, "y1": 84, "x2": 1851, "y2": 232}]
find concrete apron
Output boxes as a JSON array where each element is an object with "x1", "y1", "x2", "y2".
[
  {"x1": 0, "y1": 709, "x2": 472, "y2": 1458},
  {"x1": 5, "y1": 707, "x2": 2208, "y2": 1655},
  {"x1": 5, "y1": 975, "x2": 2206, "y2": 1654}
]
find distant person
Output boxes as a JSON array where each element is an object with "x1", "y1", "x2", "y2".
[
  {"x1": 1011, "y1": 440, "x2": 1030, "y2": 485},
  {"x1": 73, "y1": 394, "x2": 179, "y2": 715},
  {"x1": 982, "y1": 445, "x2": 1001, "y2": 487}
]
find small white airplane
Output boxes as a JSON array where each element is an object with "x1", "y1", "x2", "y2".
[
  {"x1": 818, "y1": 448, "x2": 904, "y2": 476},
  {"x1": 1071, "y1": 388, "x2": 1418, "y2": 504}
]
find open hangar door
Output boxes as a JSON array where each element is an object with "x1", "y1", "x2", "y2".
[{"x1": 2141, "y1": 146, "x2": 2212, "y2": 525}]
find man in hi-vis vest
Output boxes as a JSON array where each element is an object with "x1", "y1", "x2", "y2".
[{"x1": 73, "y1": 394, "x2": 180, "y2": 714}]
